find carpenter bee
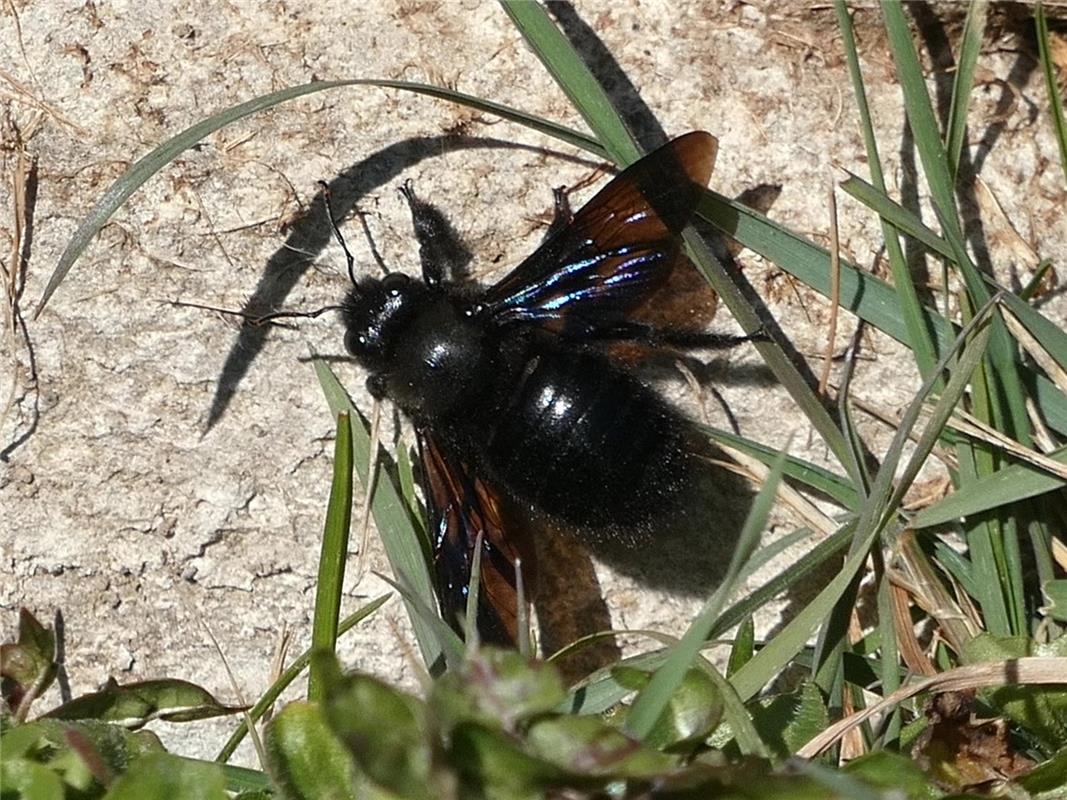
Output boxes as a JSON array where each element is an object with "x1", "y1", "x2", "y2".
[{"x1": 338, "y1": 132, "x2": 745, "y2": 645}]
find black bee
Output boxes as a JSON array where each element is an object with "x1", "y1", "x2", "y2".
[{"x1": 339, "y1": 132, "x2": 738, "y2": 645}]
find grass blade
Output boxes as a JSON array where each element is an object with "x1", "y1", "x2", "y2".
[
  {"x1": 214, "y1": 594, "x2": 389, "y2": 762},
  {"x1": 911, "y1": 445, "x2": 1067, "y2": 528},
  {"x1": 307, "y1": 411, "x2": 355, "y2": 703},
  {"x1": 701, "y1": 424, "x2": 859, "y2": 510},
  {"x1": 314, "y1": 360, "x2": 445, "y2": 672},
  {"x1": 499, "y1": 0, "x2": 639, "y2": 164},
  {"x1": 945, "y1": 0, "x2": 988, "y2": 177},
  {"x1": 881, "y1": 1, "x2": 958, "y2": 226},
  {"x1": 730, "y1": 301, "x2": 995, "y2": 701},
  {"x1": 626, "y1": 449, "x2": 786, "y2": 743},
  {"x1": 835, "y1": 0, "x2": 939, "y2": 378},
  {"x1": 41, "y1": 78, "x2": 602, "y2": 316},
  {"x1": 1036, "y1": 3, "x2": 1067, "y2": 180}
]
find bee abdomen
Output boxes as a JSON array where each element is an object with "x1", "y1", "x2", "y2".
[{"x1": 482, "y1": 349, "x2": 690, "y2": 535}]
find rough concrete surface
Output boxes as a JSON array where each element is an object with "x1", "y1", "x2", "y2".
[{"x1": 2, "y1": 1, "x2": 1065, "y2": 764}]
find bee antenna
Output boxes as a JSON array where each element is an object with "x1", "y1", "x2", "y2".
[
  {"x1": 319, "y1": 181, "x2": 358, "y2": 286},
  {"x1": 167, "y1": 298, "x2": 343, "y2": 327}
]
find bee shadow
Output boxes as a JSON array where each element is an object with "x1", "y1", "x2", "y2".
[
  {"x1": 531, "y1": 436, "x2": 754, "y2": 677},
  {"x1": 578, "y1": 439, "x2": 754, "y2": 597}
]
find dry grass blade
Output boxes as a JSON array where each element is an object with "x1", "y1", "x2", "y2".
[
  {"x1": 888, "y1": 581, "x2": 937, "y2": 677},
  {"x1": 1001, "y1": 305, "x2": 1067, "y2": 395},
  {"x1": 715, "y1": 444, "x2": 839, "y2": 537},
  {"x1": 947, "y1": 408, "x2": 1067, "y2": 480},
  {"x1": 891, "y1": 531, "x2": 981, "y2": 655},
  {"x1": 797, "y1": 657, "x2": 1067, "y2": 758}
]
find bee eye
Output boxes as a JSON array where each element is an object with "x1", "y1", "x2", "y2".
[
  {"x1": 382, "y1": 272, "x2": 409, "y2": 293},
  {"x1": 345, "y1": 328, "x2": 373, "y2": 357}
]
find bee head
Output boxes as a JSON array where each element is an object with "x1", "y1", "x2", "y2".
[{"x1": 341, "y1": 272, "x2": 426, "y2": 371}]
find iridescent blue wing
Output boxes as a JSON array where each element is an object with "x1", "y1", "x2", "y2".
[
  {"x1": 483, "y1": 132, "x2": 717, "y2": 336},
  {"x1": 417, "y1": 428, "x2": 530, "y2": 646}
]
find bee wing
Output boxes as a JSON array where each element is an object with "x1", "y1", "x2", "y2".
[
  {"x1": 417, "y1": 428, "x2": 530, "y2": 646},
  {"x1": 483, "y1": 131, "x2": 717, "y2": 335}
]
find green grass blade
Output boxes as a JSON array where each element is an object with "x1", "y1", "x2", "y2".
[
  {"x1": 40, "y1": 78, "x2": 602, "y2": 316},
  {"x1": 685, "y1": 225, "x2": 855, "y2": 476},
  {"x1": 395, "y1": 439, "x2": 427, "y2": 550},
  {"x1": 835, "y1": 0, "x2": 939, "y2": 378},
  {"x1": 314, "y1": 359, "x2": 445, "y2": 672},
  {"x1": 503, "y1": 1, "x2": 857, "y2": 482},
  {"x1": 884, "y1": 315, "x2": 995, "y2": 521},
  {"x1": 945, "y1": 0, "x2": 989, "y2": 177},
  {"x1": 711, "y1": 525, "x2": 854, "y2": 642},
  {"x1": 41, "y1": 81, "x2": 353, "y2": 314},
  {"x1": 1036, "y1": 3, "x2": 1067, "y2": 180},
  {"x1": 48, "y1": 69, "x2": 1067, "y2": 442},
  {"x1": 626, "y1": 449, "x2": 786, "y2": 742},
  {"x1": 731, "y1": 302, "x2": 995, "y2": 701},
  {"x1": 375, "y1": 570, "x2": 465, "y2": 670},
  {"x1": 307, "y1": 411, "x2": 355, "y2": 703},
  {"x1": 875, "y1": 574, "x2": 902, "y2": 743},
  {"x1": 697, "y1": 191, "x2": 940, "y2": 353},
  {"x1": 881, "y1": 1, "x2": 959, "y2": 225},
  {"x1": 214, "y1": 594, "x2": 390, "y2": 762},
  {"x1": 840, "y1": 173, "x2": 1067, "y2": 385},
  {"x1": 700, "y1": 425, "x2": 859, "y2": 510},
  {"x1": 499, "y1": 0, "x2": 639, "y2": 164},
  {"x1": 911, "y1": 444, "x2": 1067, "y2": 528},
  {"x1": 839, "y1": 172, "x2": 951, "y2": 258},
  {"x1": 729, "y1": 519, "x2": 870, "y2": 702},
  {"x1": 933, "y1": 204, "x2": 1030, "y2": 444}
]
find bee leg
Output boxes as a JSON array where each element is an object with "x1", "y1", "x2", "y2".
[
  {"x1": 541, "y1": 186, "x2": 574, "y2": 242},
  {"x1": 584, "y1": 321, "x2": 768, "y2": 352},
  {"x1": 399, "y1": 180, "x2": 472, "y2": 286}
]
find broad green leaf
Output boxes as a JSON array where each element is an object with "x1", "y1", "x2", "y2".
[
  {"x1": 264, "y1": 702, "x2": 359, "y2": 800},
  {"x1": 2, "y1": 718, "x2": 163, "y2": 796},
  {"x1": 840, "y1": 751, "x2": 941, "y2": 800},
  {"x1": 315, "y1": 653, "x2": 433, "y2": 800},
  {"x1": 102, "y1": 753, "x2": 226, "y2": 800},
  {"x1": 0, "y1": 758, "x2": 64, "y2": 800},
  {"x1": 611, "y1": 666, "x2": 723, "y2": 753},
  {"x1": 44, "y1": 678, "x2": 242, "y2": 727},
  {"x1": 1019, "y1": 743, "x2": 1067, "y2": 799},
  {"x1": 526, "y1": 715, "x2": 674, "y2": 778},
  {"x1": 431, "y1": 649, "x2": 565, "y2": 735},
  {"x1": 750, "y1": 683, "x2": 830, "y2": 761},
  {"x1": 0, "y1": 609, "x2": 58, "y2": 716},
  {"x1": 448, "y1": 721, "x2": 567, "y2": 799},
  {"x1": 963, "y1": 634, "x2": 1067, "y2": 754}
]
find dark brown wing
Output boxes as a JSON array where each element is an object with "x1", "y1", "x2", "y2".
[
  {"x1": 483, "y1": 131, "x2": 717, "y2": 336},
  {"x1": 417, "y1": 428, "x2": 531, "y2": 646}
]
